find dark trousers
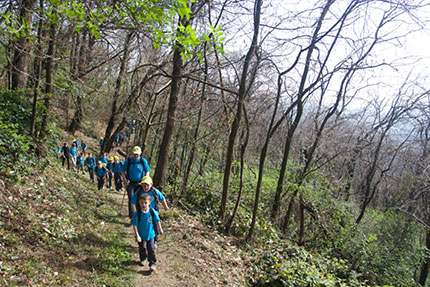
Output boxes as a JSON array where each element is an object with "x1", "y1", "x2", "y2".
[
  {"x1": 126, "y1": 182, "x2": 140, "y2": 219},
  {"x1": 108, "y1": 172, "x2": 112, "y2": 188},
  {"x1": 62, "y1": 155, "x2": 70, "y2": 169},
  {"x1": 114, "y1": 173, "x2": 123, "y2": 191},
  {"x1": 138, "y1": 238, "x2": 156, "y2": 266},
  {"x1": 88, "y1": 167, "x2": 94, "y2": 183},
  {"x1": 77, "y1": 164, "x2": 85, "y2": 174},
  {"x1": 97, "y1": 177, "x2": 105, "y2": 190}
]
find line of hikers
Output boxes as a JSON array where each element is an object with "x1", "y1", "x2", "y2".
[{"x1": 58, "y1": 141, "x2": 169, "y2": 273}]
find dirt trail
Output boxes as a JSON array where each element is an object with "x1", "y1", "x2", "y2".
[
  {"x1": 73, "y1": 131, "x2": 251, "y2": 286},
  {"x1": 110, "y1": 190, "x2": 251, "y2": 287}
]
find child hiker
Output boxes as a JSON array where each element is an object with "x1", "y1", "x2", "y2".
[
  {"x1": 95, "y1": 160, "x2": 108, "y2": 190},
  {"x1": 132, "y1": 193, "x2": 163, "y2": 272},
  {"x1": 85, "y1": 153, "x2": 96, "y2": 183},
  {"x1": 76, "y1": 153, "x2": 85, "y2": 174},
  {"x1": 112, "y1": 156, "x2": 123, "y2": 192},
  {"x1": 130, "y1": 176, "x2": 169, "y2": 215}
]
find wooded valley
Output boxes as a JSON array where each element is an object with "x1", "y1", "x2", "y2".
[{"x1": 1, "y1": 0, "x2": 430, "y2": 286}]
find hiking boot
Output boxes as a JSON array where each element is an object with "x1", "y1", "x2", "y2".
[
  {"x1": 138, "y1": 261, "x2": 144, "y2": 266},
  {"x1": 149, "y1": 265, "x2": 157, "y2": 273}
]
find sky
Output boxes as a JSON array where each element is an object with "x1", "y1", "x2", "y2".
[{"x1": 219, "y1": 0, "x2": 430, "y2": 110}]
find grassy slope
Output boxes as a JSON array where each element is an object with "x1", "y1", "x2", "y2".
[
  {"x1": 0, "y1": 154, "x2": 135, "y2": 286},
  {"x1": 0, "y1": 146, "x2": 253, "y2": 286}
]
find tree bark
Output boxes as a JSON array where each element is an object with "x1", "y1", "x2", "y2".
[
  {"x1": 68, "y1": 31, "x2": 89, "y2": 134},
  {"x1": 30, "y1": 0, "x2": 45, "y2": 136},
  {"x1": 39, "y1": 19, "x2": 56, "y2": 138},
  {"x1": 11, "y1": 0, "x2": 37, "y2": 91},
  {"x1": 220, "y1": 0, "x2": 262, "y2": 222},
  {"x1": 153, "y1": 44, "x2": 182, "y2": 188},
  {"x1": 419, "y1": 229, "x2": 430, "y2": 286},
  {"x1": 226, "y1": 107, "x2": 249, "y2": 235},
  {"x1": 102, "y1": 31, "x2": 134, "y2": 153}
]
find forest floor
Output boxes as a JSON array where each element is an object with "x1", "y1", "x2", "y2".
[
  {"x1": 110, "y1": 189, "x2": 252, "y2": 287},
  {"x1": 1, "y1": 126, "x2": 255, "y2": 286},
  {"x1": 82, "y1": 128, "x2": 254, "y2": 285}
]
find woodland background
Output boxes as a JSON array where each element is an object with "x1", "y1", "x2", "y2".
[{"x1": 1, "y1": 0, "x2": 430, "y2": 286}]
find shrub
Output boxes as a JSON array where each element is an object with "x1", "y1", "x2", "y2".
[{"x1": 0, "y1": 91, "x2": 37, "y2": 176}]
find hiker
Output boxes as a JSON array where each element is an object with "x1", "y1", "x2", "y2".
[
  {"x1": 73, "y1": 138, "x2": 80, "y2": 150},
  {"x1": 99, "y1": 153, "x2": 109, "y2": 166},
  {"x1": 70, "y1": 143, "x2": 78, "y2": 169},
  {"x1": 119, "y1": 132, "x2": 124, "y2": 147},
  {"x1": 55, "y1": 143, "x2": 61, "y2": 160},
  {"x1": 132, "y1": 192, "x2": 163, "y2": 272},
  {"x1": 81, "y1": 141, "x2": 87, "y2": 155},
  {"x1": 76, "y1": 153, "x2": 85, "y2": 174},
  {"x1": 122, "y1": 146, "x2": 150, "y2": 219},
  {"x1": 85, "y1": 153, "x2": 96, "y2": 183},
  {"x1": 125, "y1": 130, "x2": 130, "y2": 142},
  {"x1": 131, "y1": 176, "x2": 169, "y2": 214},
  {"x1": 112, "y1": 156, "x2": 124, "y2": 191},
  {"x1": 99, "y1": 137, "x2": 104, "y2": 150},
  {"x1": 107, "y1": 156, "x2": 114, "y2": 190},
  {"x1": 61, "y1": 143, "x2": 71, "y2": 169},
  {"x1": 95, "y1": 160, "x2": 108, "y2": 190}
]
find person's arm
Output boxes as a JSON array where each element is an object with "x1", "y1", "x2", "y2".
[
  {"x1": 121, "y1": 159, "x2": 129, "y2": 184},
  {"x1": 157, "y1": 190, "x2": 169, "y2": 210},
  {"x1": 157, "y1": 221, "x2": 163, "y2": 236},
  {"x1": 133, "y1": 225, "x2": 141, "y2": 243},
  {"x1": 162, "y1": 199, "x2": 169, "y2": 210},
  {"x1": 130, "y1": 192, "x2": 137, "y2": 213}
]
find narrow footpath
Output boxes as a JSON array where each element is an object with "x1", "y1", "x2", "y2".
[{"x1": 110, "y1": 190, "x2": 251, "y2": 287}]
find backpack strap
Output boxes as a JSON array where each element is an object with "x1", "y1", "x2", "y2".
[
  {"x1": 126, "y1": 156, "x2": 133, "y2": 180},
  {"x1": 150, "y1": 187, "x2": 159, "y2": 211},
  {"x1": 149, "y1": 207, "x2": 159, "y2": 235}
]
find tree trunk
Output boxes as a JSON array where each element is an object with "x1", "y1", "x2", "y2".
[
  {"x1": 102, "y1": 32, "x2": 134, "y2": 153},
  {"x1": 39, "y1": 19, "x2": 56, "y2": 138},
  {"x1": 220, "y1": 0, "x2": 262, "y2": 222},
  {"x1": 298, "y1": 193, "x2": 305, "y2": 246},
  {"x1": 275, "y1": 0, "x2": 335, "y2": 234},
  {"x1": 153, "y1": 16, "x2": 187, "y2": 188},
  {"x1": 419, "y1": 229, "x2": 430, "y2": 286},
  {"x1": 226, "y1": 108, "x2": 249, "y2": 235},
  {"x1": 181, "y1": 45, "x2": 209, "y2": 198},
  {"x1": 11, "y1": 0, "x2": 37, "y2": 91},
  {"x1": 30, "y1": 0, "x2": 45, "y2": 136},
  {"x1": 68, "y1": 31, "x2": 89, "y2": 134}
]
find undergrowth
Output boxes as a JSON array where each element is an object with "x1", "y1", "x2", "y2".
[{"x1": 0, "y1": 154, "x2": 135, "y2": 286}]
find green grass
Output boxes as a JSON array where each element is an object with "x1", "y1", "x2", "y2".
[{"x1": 0, "y1": 154, "x2": 136, "y2": 286}]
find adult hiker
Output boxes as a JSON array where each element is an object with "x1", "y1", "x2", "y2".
[
  {"x1": 95, "y1": 160, "x2": 108, "y2": 190},
  {"x1": 70, "y1": 143, "x2": 78, "y2": 169},
  {"x1": 112, "y1": 156, "x2": 124, "y2": 192},
  {"x1": 81, "y1": 141, "x2": 87, "y2": 155},
  {"x1": 122, "y1": 146, "x2": 150, "y2": 219},
  {"x1": 107, "y1": 156, "x2": 114, "y2": 190},
  {"x1": 61, "y1": 143, "x2": 71, "y2": 169},
  {"x1": 85, "y1": 153, "x2": 96, "y2": 183}
]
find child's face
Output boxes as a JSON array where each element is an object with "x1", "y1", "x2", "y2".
[
  {"x1": 142, "y1": 183, "x2": 151, "y2": 192},
  {"x1": 139, "y1": 199, "x2": 150, "y2": 210}
]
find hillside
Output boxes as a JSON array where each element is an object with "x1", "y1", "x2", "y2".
[{"x1": 0, "y1": 130, "x2": 253, "y2": 286}]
